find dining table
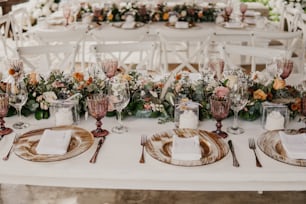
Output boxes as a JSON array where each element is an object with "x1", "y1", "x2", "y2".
[{"x1": 0, "y1": 112, "x2": 305, "y2": 192}]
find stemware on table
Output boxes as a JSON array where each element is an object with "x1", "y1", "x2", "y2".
[
  {"x1": 0, "y1": 93, "x2": 13, "y2": 136},
  {"x1": 210, "y1": 95, "x2": 231, "y2": 138},
  {"x1": 86, "y1": 94, "x2": 109, "y2": 137},
  {"x1": 227, "y1": 82, "x2": 249, "y2": 135},
  {"x1": 63, "y1": 6, "x2": 71, "y2": 26},
  {"x1": 240, "y1": 3, "x2": 248, "y2": 22},
  {"x1": 108, "y1": 78, "x2": 130, "y2": 134},
  {"x1": 266, "y1": 57, "x2": 293, "y2": 79},
  {"x1": 101, "y1": 59, "x2": 118, "y2": 79},
  {"x1": 6, "y1": 75, "x2": 29, "y2": 130}
]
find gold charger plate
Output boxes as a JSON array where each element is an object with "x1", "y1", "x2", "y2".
[
  {"x1": 111, "y1": 22, "x2": 145, "y2": 29},
  {"x1": 145, "y1": 128, "x2": 228, "y2": 166},
  {"x1": 14, "y1": 126, "x2": 94, "y2": 162},
  {"x1": 257, "y1": 130, "x2": 306, "y2": 167},
  {"x1": 220, "y1": 22, "x2": 248, "y2": 29},
  {"x1": 165, "y1": 22, "x2": 195, "y2": 29}
]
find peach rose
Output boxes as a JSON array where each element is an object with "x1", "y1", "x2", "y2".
[
  {"x1": 253, "y1": 89, "x2": 267, "y2": 101},
  {"x1": 273, "y1": 78, "x2": 286, "y2": 90},
  {"x1": 29, "y1": 72, "x2": 38, "y2": 85},
  {"x1": 214, "y1": 86, "x2": 230, "y2": 98},
  {"x1": 73, "y1": 72, "x2": 84, "y2": 82}
]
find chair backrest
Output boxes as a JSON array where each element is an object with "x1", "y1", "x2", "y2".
[
  {"x1": 9, "y1": 7, "x2": 32, "y2": 47},
  {"x1": 252, "y1": 30, "x2": 304, "y2": 73},
  {"x1": 223, "y1": 44, "x2": 287, "y2": 73},
  {"x1": 0, "y1": 14, "x2": 11, "y2": 59},
  {"x1": 91, "y1": 41, "x2": 157, "y2": 72},
  {"x1": 32, "y1": 28, "x2": 88, "y2": 71},
  {"x1": 283, "y1": 5, "x2": 302, "y2": 32},
  {"x1": 158, "y1": 28, "x2": 212, "y2": 74},
  {"x1": 17, "y1": 44, "x2": 79, "y2": 74}
]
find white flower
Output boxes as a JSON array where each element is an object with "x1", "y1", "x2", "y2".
[
  {"x1": 39, "y1": 0, "x2": 48, "y2": 4},
  {"x1": 51, "y1": 3, "x2": 58, "y2": 12},
  {"x1": 32, "y1": 9, "x2": 43, "y2": 19},
  {"x1": 42, "y1": 5, "x2": 51, "y2": 16},
  {"x1": 181, "y1": 10, "x2": 187, "y2": 17},
  {"x1": 252, "y1": 71, "x2": 274, "y2": 86},
  {"x1": 43, "y1": 91, "x2": 57, "y2": 103}
]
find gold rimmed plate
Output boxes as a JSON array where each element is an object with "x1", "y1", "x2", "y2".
[
  {"x1": 257, "y1": 130, "x2": 306, "y2": 167},
  {"x1": 111, "y1": 22, "x2": 145, "y2": 29},
  {"x1": 165, "y1": 22, "x2": 196, "y2": 29},
  {"x1": 14, "y1": 126, "x2": 94, "y2": 162},
  {"x1": 145, "y1": 128, "x2": 228, "y2": 166}
]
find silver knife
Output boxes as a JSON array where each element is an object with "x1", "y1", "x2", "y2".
[
  {"x1": 228, "y1": 140, "x2": 240, "y2": 167},
  {"x1": 89, "y1": 137, "x2": 105, "y2": 163}
]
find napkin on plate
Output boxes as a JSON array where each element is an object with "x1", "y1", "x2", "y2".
[
  {"x1": 175, "y1": 22, "x2": 189, "y2": 29},
  {"x1": 279, "y1": 131, "x2": 306, "y2": 159},
  {"x1": 171, "y1": 135, "x2": 201, "y2": 161},
  {"x1": 224, "y1": 22, "x2": 244, "y2": 28},
  {"x1": 122, "y1": 21, "x2": 136, "y2": 29},
  {"x1": 36, "y1": 129, "x2": 72, "y2": 155}
]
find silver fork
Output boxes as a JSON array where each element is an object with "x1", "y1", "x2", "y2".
[
  {"x1": 248, "y1": 138, "x2": 262, "y2": 168},
  {"x1": 139, "y1": 135, "x2": 147, "y2": 163}
]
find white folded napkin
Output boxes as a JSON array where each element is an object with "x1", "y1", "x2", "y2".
[
  {"x1": 36, "y1": 129, "x2": 72, "y2": 155},
  {"x1": 171, "y1": 135, "x2": 201, "y2": 161},
  {"x1": 279, "y1": 131, "x2": 306, "y2": 159},
  {"x1": 122, "y1": 21, "x2": 136, "y2": 29},
  {"x1": 175, "y1": 22, "x2": 189, "y2": 29},
  {"x1": 225, "y1": 22, "x2": 243, "y2": 28}
]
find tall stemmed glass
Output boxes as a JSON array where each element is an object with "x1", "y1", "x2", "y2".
[
  {"x1": 63, "y1": 6, "x2": 71, "y2": 26},
  {"x1": 0, "y1": 93, "x2": 13, "y2": 135},
  {"x1": 86, "y1": 94, "x2": 109, "y2": 137},
  {"x1": 108, "y1": 78, "x2": 130, "y2": 134},
  {"x1": 210, "y1": 95, "x2": 231, "y2": 138},
  {"x1": 240, "y1": 3, "x2": 248, "y2": 22},
  {"x1": 101, "y1": 59, "x2": 118, "y2": 79},
  {"x1": 227, "y1": 83, "x2": 249, "y2": 135},
  {"x1": 6, "y1": 77, "x2": 29, "y2": 129}
]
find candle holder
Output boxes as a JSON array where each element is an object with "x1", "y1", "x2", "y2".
[
  {"x1": 262, "y1": 102, "x2": 289, "y2": 131},
  {"x1": 174, "y1": 99, "x2": 199, "y2": 129},
  {"x1": 49, "y1": 99, "x2": 79, "y2": 127}
]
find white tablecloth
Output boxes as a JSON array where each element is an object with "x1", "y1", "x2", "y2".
[{"x1": 0, "y1": 114, "x2": 305, "y2": 191}]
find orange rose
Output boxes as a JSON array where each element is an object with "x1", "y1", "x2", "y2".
[
  {"x1": 163, "y1": 12, "x2": 169, "y2": 21},
  {"x1": 8, "y1": 68, "x2": 15, "y2": 76},
  {"x1": 86, "y1": 77, "x2": 93, "y2": 85},
  {"x1": 253, "y1": 89, "x2": 267, "y2": 101},
  {"x1": 198, "y1": 11, "x2": 203, "y2": 18},
  {"x1": 175, "y1": 74, "x2": 182, "y2": 81},
  {"x1": 73, "y1": 72, "x2": 84, "y2": 82},
  {"x1": 273, "y1": 78, "x2": 286, "y2": 90},
  {"x1": 29, "y1": 72, "x2": 38, "y2": 85},
  {"x1": 108, "y1": 13, "x2": 113, "y2": 21}
]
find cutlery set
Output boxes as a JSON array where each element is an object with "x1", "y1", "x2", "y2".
[{"x1": 0, "y1": 130, "x2": 262, "y2": 167}]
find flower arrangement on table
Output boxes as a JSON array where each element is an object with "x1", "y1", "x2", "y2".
[
  {"x1": 28, "y1": 0, "x2": 61, "y2": 24},
  {"x1": 239, "y1": 71, "x2": 302, "y2": 121},
  {"x1": 73, "y1": 2, "x2": 217, "y2": 24},
  {"x1": 1, "y1": 66, "x2": 303, "y2": 124}
]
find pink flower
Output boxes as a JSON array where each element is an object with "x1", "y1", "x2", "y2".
[{"x1": 214, "y1": 86, "x2": 230, "y2": 98}]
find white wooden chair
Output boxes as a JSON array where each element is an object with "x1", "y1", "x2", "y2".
[
  {"x1": 32, "y1": 28, "x2": 88, "y2": 71},
  {"x1": 90, "y1": 41, "x2": 157, "y2": 72},
  {"x1": 252, "y1": 30, "x2": 304, "y2": 73},
  {"x1": 17, "y1": 44, "x2": 79, "y2": 74},
  {"x1": 158, "y1": 28, "x2": 212, "y2": 74},
  {"x1": 0, "y1": 13, "x2": 12, "y2": 59},
  {"x1": 223, "y1": 44, "x2": 287, "y2": 74},
  {"x1": 9, "y1": 7, "x2": 34, "y2": 47}
]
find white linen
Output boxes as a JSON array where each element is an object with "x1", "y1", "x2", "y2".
[
  {"x1": 36, "y1": 129, "x2": 72, "y2": 155},
  {"x1": 171, "y1": 135, "x2": 201, "y2": 161},
  {"x1": 279, "y1": 131, "x2": 306, "y2": 159},
  {"x1": 175, "y1": 21, "x2": 189, "y2": 29}
]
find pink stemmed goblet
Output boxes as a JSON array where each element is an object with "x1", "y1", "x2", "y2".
[
  {"x1": 240, "y1": 3, "x2": 248, "y2": 22},
  {"x1": 101, "y1": 59, "x2": 118, "y2": 79},
  {"x1": 63, "y1": 6, "x2": 71, "y2": 26},
  {"x1": 278, "y1": 58, "x2": 293, "y2": 80},
  {"x1": 224, "y1": 6, "x2": 233, "y2": 22},
  {"x1": 210, "y1": 95, "x2": 231, "y2": 138},
  {"x1": 86, "y1": 94, "x2": 109, "y2": 137},
  {"x1": 0, "y1": 93, "x2": 13, "y2": 136}
]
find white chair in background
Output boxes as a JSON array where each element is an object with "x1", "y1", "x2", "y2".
[
  {"x1": 223, "y1": 44, "x2": 287, "y2": 73},
  {"x1": 252, "y1": 30, "x2": 304, "y2": 73},
  {"x1": 91, "y1": 41, "x2": 157, "y2": 72},
  {"x1": 158, "y1": 28, "x2": 212, "y2": 74},
  {"x1": 32, "y1": 28, "x2": 88, "y2": 71},
  {"x1": 9, "y1": 7, "x2": 35, "y2": 47},
  {"x1": 17, "y1": 44, "x2": 79, "y2": 74},
  {"x1": 0, "y1": 13, "x2": 12, "y2": 59}
]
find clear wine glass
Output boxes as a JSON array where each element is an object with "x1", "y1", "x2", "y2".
[
  {"x1": 86, "y1": 94, "x2": 109, "y2": 137},
  {"x1": 6, "y1": 77, "x2": 29, "y2": 129},
  {"x1": 227, "y1": 82, "x2": 249, "y2": 135},
  {"x1": 0, "y1": 93, "x2": 13, "y2": 136},
  {"x1": 210, "y1": 95, "x2": 231, "y2": 138},
  {"x1": 108, "y1": 78, "x2": 130, "y2": 134}
]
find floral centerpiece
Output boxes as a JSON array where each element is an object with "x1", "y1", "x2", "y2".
[{"x1": 28, "y1": 0, "x2": 61, "y2": 24}]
